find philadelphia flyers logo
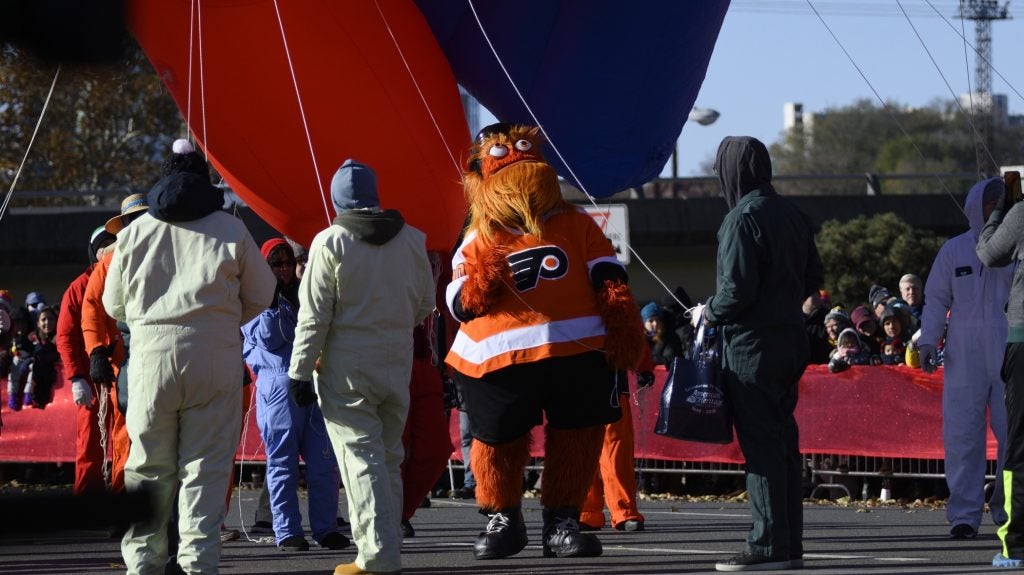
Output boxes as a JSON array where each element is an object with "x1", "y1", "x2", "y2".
[{"x1": 507, "y1": 246, "x2": 569, "y2": 291}]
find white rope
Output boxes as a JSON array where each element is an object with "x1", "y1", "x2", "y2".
[
  {"x1": 372, "y1": 0, "x2": 464, "y2": 177},
  {"x1": 237, "y1": 382, "x2": 271, "y2": 543},
  {"x1": 958, "y1": 2, "x2": 981, "y2": 177},
  {"x1": 197, "y1": 0, "x2": 208, "y2": 154},
  {"x1": 925, "y1": 0, "x2": 1024, "y2": 108},
  {"x1": 97, "y1": 386, "x2": 111, "y2": 486},
  {"x1": 0, "y1": 64, "x2": 61, "y2": 224},
  {"x1": 895, "y1": 0, "x2": 998, "y2": 174},
  {"x1": 186, "y1": 0, "x2": 195, "y2": 133},
  {"x1": 465, "y1": 0, "x2": 696, "y2": 316},
  {"x1": 805, "y1": 0, "x2": 967, "y2": 219},
  {"x1": 271, "y1": 0, "x2": 332, "y2": 226}
]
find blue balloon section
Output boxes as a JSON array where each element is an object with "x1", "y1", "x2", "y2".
[{"x1": 416, "y1": 0, "x2": 730, "y2": 198}]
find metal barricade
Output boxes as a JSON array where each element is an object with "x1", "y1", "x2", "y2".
[{"x1": 444, "y1": 454, "x2": 998, "y2": 501}]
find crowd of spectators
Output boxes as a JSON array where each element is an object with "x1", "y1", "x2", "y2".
[
  {"x1": 1, "y1": 290, "x2": 62, "y2": 413},
  {"x1": 796, "y1": 276, "x2": 931, "y2": 373}
]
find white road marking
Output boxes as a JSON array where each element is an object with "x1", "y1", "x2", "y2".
[{"x1": 411, "y1": 542, "x2": 931, "y2": 564}]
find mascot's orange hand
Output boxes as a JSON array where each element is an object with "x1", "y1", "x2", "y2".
[
  {"x1": 597, "y1": 279, "x2": 646, "y2": 370},
  {"x1": 460, "y1": 244, "x2": 512, "y2": 317}
]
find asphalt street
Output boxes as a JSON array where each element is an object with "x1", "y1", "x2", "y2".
[{"x1": 0, "y1": 487, "x2": 1012, "y2": 575}]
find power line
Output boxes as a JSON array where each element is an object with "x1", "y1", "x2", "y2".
[{"x1": 731, "y1": 0, "x2": 960, "y2": 17}]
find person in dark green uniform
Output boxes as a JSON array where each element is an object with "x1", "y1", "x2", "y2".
[{"x1": 697, "y1": 136, "x2": 824, "y2": 572}]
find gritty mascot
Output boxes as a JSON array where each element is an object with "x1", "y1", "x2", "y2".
[{"x1": 445, "y1": 123, "x2": 646, "y2": 560}]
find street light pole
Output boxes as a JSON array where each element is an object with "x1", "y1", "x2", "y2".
[{"x1": 672, "y1": 107, "x2": 720, "y2": 179}]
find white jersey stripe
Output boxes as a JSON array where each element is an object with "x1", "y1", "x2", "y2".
[{"x1": 449, "y1": 315, "x2": 605, "y2": 365}]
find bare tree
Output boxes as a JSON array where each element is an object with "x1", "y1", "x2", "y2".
[{"x1": 0, "y1": 40, "x2": 183, "y2": 207}]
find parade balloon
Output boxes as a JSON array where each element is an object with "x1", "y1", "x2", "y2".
[
  {"x1": 128, "y1": 0, "x2": 470, "y2": 251},
  {"x1": 415, "y1": 0, "x2": 730, "y2": 198}
]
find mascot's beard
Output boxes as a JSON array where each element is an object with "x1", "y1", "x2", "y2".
[{"x1": 470, "y1": 161, "x2": 568, "y2": 241}]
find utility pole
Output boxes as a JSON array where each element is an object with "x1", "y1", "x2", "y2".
[{"x1": 957, "y1": 0, "x2": 1010, "y2": 171}]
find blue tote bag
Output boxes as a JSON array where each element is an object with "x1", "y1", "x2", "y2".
[{"x1": 654, "y1": 314, "x2": 733, "y2": 444}]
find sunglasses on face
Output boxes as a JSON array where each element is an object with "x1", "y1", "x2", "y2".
[{"x1": 268, "y1": 259, "x2": 294, "y2": 269}]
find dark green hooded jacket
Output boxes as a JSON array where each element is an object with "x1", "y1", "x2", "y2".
[{"x1": 703, "y1": 136, "x2": 824, "y2": 377}]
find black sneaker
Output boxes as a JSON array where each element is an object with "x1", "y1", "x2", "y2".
[
  {"x1": 950, "y1": 524, "x2": 977, "y2": 539},
  {"x1": 401, "y1": 519, "x2": 416, "y2": 538},
  {"x1": 715, "y1": 551, "x2": 791, "y2": 572},
  {"x1": 542, "y1": 507, "x2": 602, "y2": 558},
  {"x1": 317, "y1": 532, "x2": 350, "y2": 550},
  {"x1": 474, "y1": 508, "x2": 528, "y2": 560},
  {"x1": 452, "y1": 486, "x2": 476, "y2": 499},
  {"x1": 278, "y1": 535, "x2": 309, "y2": 552},
  {"x1": 615, "y1": 519, "x2": 644, "y2": 532},
  {"x1": 250, "y1": 520, "x2": 274, "y2": 535}
]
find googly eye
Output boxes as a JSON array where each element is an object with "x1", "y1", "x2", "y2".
[
  {"x1": 514, "y1": 139, "x2": 532, "y2": 151},
  {"x1": 488, "y1": 144, "x2": 508, "y2": 158}
]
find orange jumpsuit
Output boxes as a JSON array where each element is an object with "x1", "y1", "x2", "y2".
[
  {"x1": 580, "y1": 347, "x2": 654, "y2": 529},
  {"x1": 80, "y1": 251, "x2": 130, "y2": 493},
  {"x1": 56, "y1": 265, "x2": 104, "y2": 495}
]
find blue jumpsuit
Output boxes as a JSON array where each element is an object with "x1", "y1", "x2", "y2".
[
  {"x1": 921, "y1": 177, "x2": 1012, "y2": 531},
  {"x1": 243, "y1": 295, "x2": 341, "y2": 545}
]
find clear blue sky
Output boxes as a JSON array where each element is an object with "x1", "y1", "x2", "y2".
[
  {"x1": 673, "y1": 0, "x2": 1024, "y2": 177},
  {"x1": 479, "y1": 1, "x2": 1024, "y2": 179}
]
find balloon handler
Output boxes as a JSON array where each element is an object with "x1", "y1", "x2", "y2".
[{"x1": 445, "y1": 123, "x2": 646, "y2": 560}]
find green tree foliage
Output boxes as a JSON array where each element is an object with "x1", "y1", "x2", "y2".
[
  {"x1": 0, "y1": 40, "x2": 184, "y2": 206},
  {"x1": 769, "y1": 98, "x2": 1024, "y2": 195},
  {"x1": 816, "y1": 212, "x2": 945, "y2": 308}
]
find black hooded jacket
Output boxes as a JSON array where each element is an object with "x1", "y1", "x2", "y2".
[
  {"x1": 704, "y1": 137, "x2": 825, "y2": 376},
  {"x1": 147, "y1": 172, "x2": 224, "y2": 223}
]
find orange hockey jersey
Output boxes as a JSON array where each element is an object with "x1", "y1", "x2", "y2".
[{"x1": 445, "y1": 208, "x2": 621, "y2": 378}]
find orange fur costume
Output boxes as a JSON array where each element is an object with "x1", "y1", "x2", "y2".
[{"x1": 446, "y1": 124, "x2": 646, "y2": 560}]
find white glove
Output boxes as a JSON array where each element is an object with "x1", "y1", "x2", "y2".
[
  {"x1": 71, "y1": 377, "x2": 94, "y2": 406},
  {"x1": 918, "y1": 344, "x2": 937, "y2": 373},
  {"x1": 689, "y1": 304, "x2": 705, "y2": 328}
]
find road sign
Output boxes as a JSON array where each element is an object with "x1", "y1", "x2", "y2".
[{"x1": 583, "y1": 204, "x2": 630, "y2": 265}]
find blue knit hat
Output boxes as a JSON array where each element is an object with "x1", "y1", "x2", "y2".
[
  {"x1": 641, "y1": 302, "x2": 661, "y2": 322},
  {"x1": 330, "y1": 159, "x2": 379, "y2": 213}
]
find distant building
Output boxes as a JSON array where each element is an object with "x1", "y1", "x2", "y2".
[
  {"x1": 958, "y1": 92, "x2": 1009, "y2": 125},
  {"x1": 783, "y1": 102, "x2": 804, "y2": 132},
  {"x1": 459, "y1": 86, "x2": 482, "y2": 138}
]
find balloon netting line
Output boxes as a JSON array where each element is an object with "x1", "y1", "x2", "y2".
[
  {"x1": 184, "y1": 0, "x2": 209, "y2": 157},
  {"x1": 272, "y1": 0, "x2": 333, "y2": 228},
  {"x1": 896, "y1": 0, "x2": 998, "y2": 176},
  {"x1": 235, "y1": 382, "x2": 271, "y2": 544},
  {"x1": 0, "y1": 65, "x2": 60, "y2": 225},
  {"x1": 924, "y1": 0, "x2": 1024, "y2": 113},
  {"x1": 807, "y1": 0, "x2": 968, "y2": 218},
  {"x1": 373, "y1": 0, "x2": 466, "y2": 180},
  {"x1": 464, "y1": 0, "x2": 694, "y2": 317}
]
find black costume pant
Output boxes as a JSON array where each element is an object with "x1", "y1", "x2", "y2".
[
  {"x1": 724, "y1": 367, "x2": 804, "y2": 560},
  {"x1": 1000, "y1": 342, "x2": 1024, "y2": 559}
]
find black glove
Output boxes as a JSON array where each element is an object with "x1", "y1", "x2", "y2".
[
  {"x1": 441, "y1": 374, "x2": 461, "y2": 410},
  {"x1": 89, "y1": 345, "x2": 116, "y2": 388},
  {"x1": 289, "y1": 379, "x2": 317, "y2": 407},
  {"x1": 636, "y1": 371, "x2": 655, "y2": 390}
]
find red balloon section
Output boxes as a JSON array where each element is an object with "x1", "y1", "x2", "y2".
[{"x1": 128, "y1": 0, "x2": 470, "y2": 251}]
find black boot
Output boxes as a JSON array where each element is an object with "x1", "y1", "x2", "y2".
[
  {"x1": 474, "y1": 508, "x2": 528, "y2": 560},
  {"x1": 542, "y1": 507, "x2": 602, "y2": 558}
]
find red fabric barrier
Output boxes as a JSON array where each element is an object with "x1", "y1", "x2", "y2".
[
  {"x1": 0, "y1": 366, "x2": 267, "y2": 463},
  {"x1": 448, "y1": 364, "x2": 998, "y2": 464},
  {"x1": 1, "y1": 364, "x2": 995, "y2": 464}
]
